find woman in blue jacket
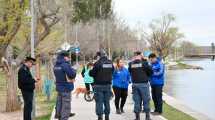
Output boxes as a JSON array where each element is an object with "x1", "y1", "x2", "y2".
[{"x1": 112, "y1": 58, "x2": 131, "y2": 114}]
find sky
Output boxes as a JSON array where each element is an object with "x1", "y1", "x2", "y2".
[{"x1": 113, "y1": 0, "x2": 215, "y2": 46}]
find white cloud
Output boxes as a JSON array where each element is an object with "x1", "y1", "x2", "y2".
[{"x1": 113, "y1": 0, "x2": 215, "y2": 45}]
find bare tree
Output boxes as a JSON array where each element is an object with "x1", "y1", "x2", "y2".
[
  {"x1": 142, "y1": 14, "x2": 184, "y2": 60},
  {"x1": 0, "y1": 0, "x2": 60, "y2": 111}
]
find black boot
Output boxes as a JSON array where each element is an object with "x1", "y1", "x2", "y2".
[
  {"x1": 145, "y1": 112, "x2": 151, "y2": 120},
  {"x1": 54, "y1": 114, "x2": 60, "y2": 119},
  {"x1": 120, "y1": 108, "x2": 125, "y2": 113},
  {"x1": 105, "y1": 115, "x2": 109, "y2": 120},
  {"x1": 134, "y1": 113, "x2": 140, "y2": 120},
  {"x1": 116, "y1": 109, "x2": 121, "y2": 114},
  {"x1": 98, "y1": 115, "x2": 103, "y2": 120}
]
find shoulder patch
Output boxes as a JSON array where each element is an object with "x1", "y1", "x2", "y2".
[
  {"x1": 102, "y1": 64, "x2": 112, "y2": 68},
  {"x1": 131, "y1": 63, "x2": 142, "y2": 68},
  {"x1": 54, "y1": 66, "x2": 62, "y2": 70}
]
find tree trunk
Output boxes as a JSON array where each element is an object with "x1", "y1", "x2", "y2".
[{"x1": 5, "y1": 64, "x2": 20, "y2": 112}]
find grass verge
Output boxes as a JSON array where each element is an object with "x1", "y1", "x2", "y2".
[
  {"x1": 151, "y1": 102, "x2": 196, "y2": 120},
  {"x1": 35, "y1": 91, "x2": 56, "y2": 120}
]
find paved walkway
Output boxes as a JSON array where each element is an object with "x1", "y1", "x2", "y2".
[
  {"x1": 0, "y1": 111, "x2": 21, "y2": 120},
  {"x1": 50, "y1": 74, "x2": 166, "y2": 120}
]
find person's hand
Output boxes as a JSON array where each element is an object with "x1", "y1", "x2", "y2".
[
  {"x1": 68, "y1": 79, "x2": 75, "y2": 83},
  {"x1": 35, "y1": 77, "x2": 40, "y2": 82}
]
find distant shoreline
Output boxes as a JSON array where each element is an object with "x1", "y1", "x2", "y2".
[{"x1": 167, "y1": 61, "x2": 204, "y2": 70}]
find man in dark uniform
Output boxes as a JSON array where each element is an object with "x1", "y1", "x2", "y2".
[
  {"x1": 128, "y1": 51, "x2": 153, "y2": 120},
  {"x1": 90, "y1": 50, "x2": 114, "y2": 120},
  {"x1": 53, "y1": 51, "x2": 76, "y2": 120},
  {"x1": 18, "y1": 57, "x2": 39, "y2": 120}
]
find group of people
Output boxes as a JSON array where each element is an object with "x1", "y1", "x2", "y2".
[{"x1": 17, "y1": 50, "x2": 164, "y2": 120}]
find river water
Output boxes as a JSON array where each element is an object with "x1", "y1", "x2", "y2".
[{"x1": 164, "y1": 59, "x2": 215, "y2": 119}]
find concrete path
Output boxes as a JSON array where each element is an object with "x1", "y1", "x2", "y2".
[
  {"x1": 0, "y1": 111, "x2": 22, "y2": 120},
  {"x1": 50, "y1": 74, "x2": 166, "y2": 120}
]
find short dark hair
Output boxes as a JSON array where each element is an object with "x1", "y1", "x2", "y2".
[
  {"x1": 94, "y1": 50, "x2": 107, "y2": 59},
  {"x1": 148, "y1": 53, "x2": 157, "y2": 58},
  {"x1": 134, "y1": 51, "x2": 142, "y2": 56}
]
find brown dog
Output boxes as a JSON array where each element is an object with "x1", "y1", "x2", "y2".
[{"x1": 73, "y1": 87, "x2": 88, "y2": 98}]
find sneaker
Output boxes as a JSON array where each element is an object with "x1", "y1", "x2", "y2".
[{"x1": 69, "y1": 113, "x2": 76, "y2": 117}]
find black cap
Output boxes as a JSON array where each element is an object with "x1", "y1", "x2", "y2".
[
  {"x1": 25, "y1": 56, "x2": 36, "y2": 62},
  {"x1": 59, "y1": 50, "x2": 70, "y2": 57}
]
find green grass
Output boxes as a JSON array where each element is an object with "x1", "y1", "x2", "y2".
[
  {"x1": 150, "y1": 102, "x2": 196, "y2": 120},
  {"x1": 36, "y1": 114, "x2": 52, "y2": 120},
  {"x1": 35, "y1": 91, "x2": 57, "y2": 120}
]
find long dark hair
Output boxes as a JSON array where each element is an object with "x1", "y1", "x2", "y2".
[
  {"x1": 87, "y1": 62, "x2": 94, "y2": 69},
  {"x1": 115, "y1": 58, "x2": 122, "y2": 70}
]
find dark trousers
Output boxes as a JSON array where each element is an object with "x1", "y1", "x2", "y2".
[
  {"x1": 151, "y1": 85, "x2": 163, "y2": 113},
  {"x1": 94, "y1": 85, "x2": 112, "y2": 116},
  {"x1": 85, "y1": 83, "x2": 94, "y2": 92},
  {"x1": 55, "y1": 92, "x2": 71, "y2": 120},
  {"x1": 21, "y1": 90, "x2": 33, "y2": 120},
  {"x1": 112, "y1": 86, "x2": 128, "y2": 110}
]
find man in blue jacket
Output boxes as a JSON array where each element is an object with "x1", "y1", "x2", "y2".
[
  {"x1": 148, "y1": 53, "x2": 165, "y2": 115},
  {"x1": 53, "y1": 51, "x2": 76, "y2": 120}
]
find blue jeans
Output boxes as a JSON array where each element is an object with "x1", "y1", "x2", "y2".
[
  {"x1": 56, "y1": 92, "x2": 71, "y2": 120},
  {"x1": 132, "y1": 83, "x2": 151, "y2": 113},
  {"x1": 94, "y1": 85, "x2": 112, "y2": 116}
]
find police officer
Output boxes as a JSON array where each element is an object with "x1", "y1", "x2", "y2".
[
  {"x1": 53, "y1": 51, "x2": 76, "y2": 120},
  {"x1": 128, "y1": 51, "x2": 153, "y2": 120},
  {"x1": 90, "y1": 50, "x2": 114, "y2": 120},
  {"x1": 18, "y1": 57, "x2": 39, "y2": 120}
]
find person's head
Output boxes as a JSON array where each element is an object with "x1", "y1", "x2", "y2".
[
  {"x1": 87, "y1": 62, "x2": 94, "y2": 69},
  {"x1": 59, "y1": 50, "x2": 70, "y2": 62},
  {"x1": 148, "y1": 53, "x2": 157, "y2": 63},
  {"x1": 24, "y1": 57, "x2": 36, "y2": 68},
  {"x1": 116, "y1": 58, "x2": 124, "y2": 69},
  {"x1": 133, "y1": 51, "x2": 143, "y2": 60},
  {"x1": 94, "y1": 50, "x2": 107, "y2": 60}
]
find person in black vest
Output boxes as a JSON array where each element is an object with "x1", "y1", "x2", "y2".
[
  {"x1": 18, "y1": 57, "x2": 39, "y2": 120},
  {"x1": 128, "y1": 51, "x2": 153, "y2": 120},
  {"x1": 90, "y1": 50, "x2": 114, "y2": 120}
]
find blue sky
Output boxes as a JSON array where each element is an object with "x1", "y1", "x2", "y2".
[{"x1": 113, "y1": 0, "x2": 215, "y2": 46}]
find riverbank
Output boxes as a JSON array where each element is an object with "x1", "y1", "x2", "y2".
[
  {"x1": 163, "y1": 93, "x2": 212, "y2": 120},
  {"x1": 165, "y1": 59, "x2": 215, "y2": 119}
]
